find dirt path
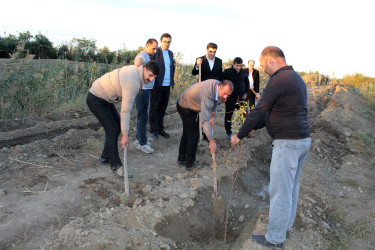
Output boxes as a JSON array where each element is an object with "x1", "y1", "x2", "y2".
[{"x1": 0, "y1": 84, "x2": 374, "y2": 249}]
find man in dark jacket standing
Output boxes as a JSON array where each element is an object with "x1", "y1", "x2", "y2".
[
  {"x1": 192, "y1": 42, "x2": 223, "y2": 81},
  {"x1": 231, "y1": 46, "x2": 311, "y2": 249},
  {"x1": 149, "y1": 33, "x2": 175, "y2": 139},
  {"x1": 223, "y1": 57, "x2": 249, "y2": 138},
  {"x1": 245, "y1": 60, "x2": 261, "y2": 110}
]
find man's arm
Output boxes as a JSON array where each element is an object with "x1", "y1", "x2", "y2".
[{"x1": 134, "y1": 56, "x2": 145, "y2": 67}]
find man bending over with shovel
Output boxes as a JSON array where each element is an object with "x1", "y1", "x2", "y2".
[
  {"x1": 177, "y1": 79, "x2": 233, "y2": 171},
  {"x1": 86, "y1": 61, "x2": 160, "y2": 177}
]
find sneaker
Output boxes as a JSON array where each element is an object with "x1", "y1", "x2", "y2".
[
  {"x1": 112, "y1": 167, "x2": 133, "y2": 178},
  {"x1": 150, "y1": 132, "x2": 159, "y2": 140},
  {"x1": 158, "y1": 130, "x2": 170, "y2": 138},
  {"x1": 136, "y1": 144, "x2": 154, "y2": 154},
  {"x1": 134, "y1": 140, "x2": 151, "y2": 146},
  {"x1": 251, "y1": 235, "x2": 283, "y2": 249},
  {"x1": 226, "y1": 133, "x2": 232, "y2": 139}
]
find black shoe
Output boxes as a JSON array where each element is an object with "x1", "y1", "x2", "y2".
[
  {"x1": 286, "y1": 231, "x2": 291, "y2": 239},
  {"x1": 186, "y1": 163, "x2": 203, "y2": 172},
  {"x1": 99, "y1": 156, "x2": 109, "y2": 164},
  {"x1": 150, "y1": 132, "x2": 159, "y2": 140},
  {"x1": 251, "y1": 235, "x2": 284, "y2": 249},
  {"x1": 177, "y1": 160, "x2": 186, "y2": 166},
  {"x1": 158, "y1": 130, "x2": 170, "y2": 138}
]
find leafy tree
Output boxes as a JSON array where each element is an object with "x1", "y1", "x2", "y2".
[
  {"x1": 26, "y1": 33, "x2": 57, "y2": 59},
  {"x1": 57, "y1": 44, "x2": 69, "y2": 59},
  {"x1": 0, "y1": 33, "x2": 19, "y2": 58}
]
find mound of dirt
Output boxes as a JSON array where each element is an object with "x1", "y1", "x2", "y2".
[{"x1": 0, "y1": 84, "x2": 374, "y2": 249}]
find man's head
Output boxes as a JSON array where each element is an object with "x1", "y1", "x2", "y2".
[
  {"x1": 233, "y1": 57, "x2": 243, "y2": 73},
  {"x1": 144, "y1": 38, "x2": 158, "y2": 56},
  {"x1": 248, "y1": 60, "x2": 255, "y2": 71},
  {"x1": 143, "y1": 61, "x2": 160, "y2": 82},
  {"x1": 160, "y1": 33, "x2": 172, "y2": 50},
  {"x1": 260, "y1": 46, "x2": 287, "y2": 76},
  {"x1": 206, "y1": 42, "x2": 218, "y2": 60},
  {"x1": 217, "y1": 80, "x2": 234, "y2": 102}
]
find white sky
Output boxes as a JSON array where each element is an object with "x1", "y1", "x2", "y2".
[{"x1": 1, "y1": 0, "x2": 374, "y2": 78}]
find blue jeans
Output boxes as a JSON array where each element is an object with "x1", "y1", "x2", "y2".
[
  {"x1": 135, "y1": 89, "x2": 151, "y2": 145},
  {"x1": 265, "y1": 138, "x2": 311, "y2": 244}
]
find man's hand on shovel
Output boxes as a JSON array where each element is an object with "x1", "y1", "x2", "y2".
[
  {"x1": 209, "y1": 139, "x2": 217, "y2": 154},
  {"x1": 121, "y1": 134, "x2": 129, "y2": 148}
]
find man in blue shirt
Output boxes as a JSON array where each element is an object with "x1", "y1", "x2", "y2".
[{"x1": 149, "y1": 33, "x2": 175, "y2": 139}]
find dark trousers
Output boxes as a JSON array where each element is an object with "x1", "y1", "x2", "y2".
[
  {"x1": 177, "y1": 103, "x2": 199, "y2": 168},
  {"x1": 86, "y1": 92, "x2": 121, "y2": 168},
  {"x1": 248, "y1": 92, "x2": 256, "y2": 110},
  {"x1": 149, "y1": 86, "x2": 170, "y2": 133},
  {"x1": 225, "y1": 97, "x2": 245, "y2": 135}
]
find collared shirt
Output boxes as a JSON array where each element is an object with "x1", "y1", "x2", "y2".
[
  {"x1": 248, "y1": 69, "x2": 254, "y2": 89},
  {"x1": 207, "y1": 56, "x2": 215, "y2": 70},
  {"x1": 162, "y1": 49, "x2": 171, "y2": 86}
]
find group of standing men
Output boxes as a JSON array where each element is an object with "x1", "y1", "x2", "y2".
[{"x1": 86, "y1": 33, "x2": 311, "y2": 248}]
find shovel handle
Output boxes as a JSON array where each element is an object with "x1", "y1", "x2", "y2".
[
  {"x1": 211, "y1": 151, "x2": 217, "y2": 198},
  {"x1": 123, "y1": 146, "x2": 129, "y2": 196}
]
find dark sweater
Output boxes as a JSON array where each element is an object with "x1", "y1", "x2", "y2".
[
  {"x1": 237, "y1": 66, "x2": 310, "y2": 140},
  {"x1": 223, "y1": 67, "x2": 249, "y2": 100}
]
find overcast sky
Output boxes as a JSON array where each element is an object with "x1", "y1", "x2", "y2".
[{"x1": 1, "y1": 0, "x2": 374, "y2": 78}]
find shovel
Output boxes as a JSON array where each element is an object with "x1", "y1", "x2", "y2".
[
  {"x1": 123, "y1": 145, "x2": 129, "y2": 196},
  {"x1": 211, "y1": 151, "x2": 224, "y2": 225},
  {"x1": 198, "y1": 64, "x2": 203, "y2": 146}
]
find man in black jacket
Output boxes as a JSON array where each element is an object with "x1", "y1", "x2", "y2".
[
  {"x1": 192, "y1": 42, "x2": 223, "y2": 81},
  {"x1": 231, "y1": 46, "x2": 311, "y2": 249},
  {"x1": 149, "y1": 33, "x2": 175, "y2": 139},
  {"x1": 245, "y1": 60, "x2": 261, "y2": 110},
  {"x1": 223, "y1": 57, "x2": 249, "y2": 138}
]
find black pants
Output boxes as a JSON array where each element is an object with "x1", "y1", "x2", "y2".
[
  {"x1": 149, "y1": 86, "x2": 170, "y2": 133},
  {"x1": 225, "y1": 97, "x2": 245, "y2": 135},
  {"x1": 248, "y1": 92, "x2": 256, "y2": 110},
  {"x1": 177, "y1": 103, "x2": 199, "y2": 168},
  {"x1": 86, "y1": 92, "x2": 121, "y2": 168}
]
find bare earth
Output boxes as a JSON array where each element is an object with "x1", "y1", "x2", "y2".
[{"x1": 0, "y1": 83, "x2": 374, "y2": 249}]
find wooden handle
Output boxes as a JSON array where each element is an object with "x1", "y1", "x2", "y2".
[{"x1": 123, "y1": 146, "x2": 129, "y2": 196}]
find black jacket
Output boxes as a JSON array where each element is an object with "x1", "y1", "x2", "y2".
[
  {"x1": 152, "y1": 47, "x2": 175, "y2": 88},
  {"x1": 192, "y1": 55, "x2": 223, "y2": 81},
  {"x1": 223, "y1": 67, "x2": 249, "y2": 100},
  {"x1": 245, "y1": 68, "x2": 260, "y2": 95},
  {"x1": 237, "y1": 66, "x2": 310, "y2": 140}
]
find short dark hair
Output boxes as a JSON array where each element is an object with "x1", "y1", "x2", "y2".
[
  {"x1": 219, "y1": 79, "x2": 234, "y2": 91},
  {"x1": 207, "y1": 43, "x2": 218, "y2": 50},
  {"x1": 160, "y1": 33, "x2": 172, "y2": 40},
  {"x1": 144, "y1": 61, "x2": 160, "y2": 76},
  {"x1": 233, "y1": 57, "x2": 243, "y2": 65},
  {"x1": 146, "y1": 38, "x2": 158, "y2": 46}
]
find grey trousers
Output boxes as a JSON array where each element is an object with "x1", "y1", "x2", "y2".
[{"x1": 265, "y1": 138, "x2": 311, "y2": 244}]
